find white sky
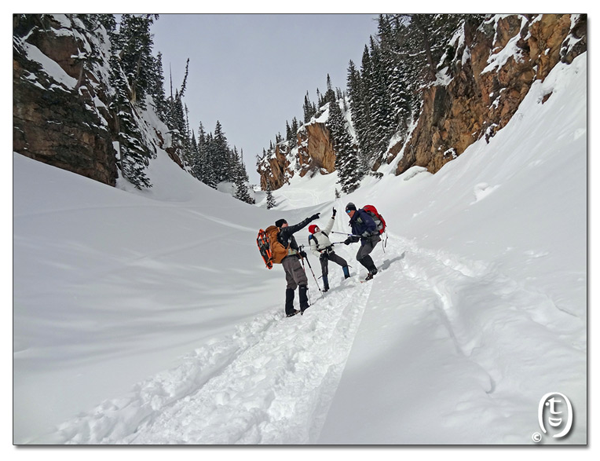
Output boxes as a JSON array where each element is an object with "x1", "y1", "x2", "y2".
[{"x1": 150, "y1": 14, "x2": 379, "y2": 183}]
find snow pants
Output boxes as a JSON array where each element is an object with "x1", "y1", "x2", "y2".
[
  {"x1": 319, "y1": 250, "x2": 348, "y2": 278},
  {"x1": 282, "y1": 255, "x2": 309, "y2": 314},
  {"x1": 356, "y1": 234, "x2": 381, "y2": 272},
  {"x1": 282, "y1": 255, "x2": 308, "y2": 290}
]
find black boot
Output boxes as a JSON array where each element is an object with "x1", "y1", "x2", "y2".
[
  {"x1": 369, "y1": 260, "x2": 378, "y2": 276},
  {"x1": 299, "y1": 285, "x2": 310, "y2": 313},
  {"x1": 360, "y1": 256, "x2": 378, "y2": 281},
  {"x1": 285, "y1": 289, "x2": 298, "y2": 317}
]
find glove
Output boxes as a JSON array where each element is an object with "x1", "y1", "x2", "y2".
[
  {"x1": 310, "y1": 213, "x2": 320, "y2": 221},
  {"x1": 332, "y1": 208, "x2": 337, "y2": 217},
  {"x1": 344, "y1": 237, "x2": 352, "y2": 245},
  {"x1": 299, "y1": 250, "x2": 307, "y2": 258}
]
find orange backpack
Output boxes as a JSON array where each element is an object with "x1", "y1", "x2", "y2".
[{"x1": 257, "y1": 226, "x2": 289, "y2": 269}]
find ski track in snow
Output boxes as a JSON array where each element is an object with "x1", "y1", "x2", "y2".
[
  {"x1": 39, "y1": 233, "x2": 584, "y2": 445},
  {"x1": 46, "y1": 264, "x2": 375, "y2": 444}
]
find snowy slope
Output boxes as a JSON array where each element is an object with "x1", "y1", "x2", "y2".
[
  {"x1": 13, "y1": 150, "x2": 285, "y2": 443},
  {"x1": 13, "y1": 54, "x2": 587, "y2": 446},
  {"x1": 317, "y1": 54, "x2": 587, "y2": 445}
]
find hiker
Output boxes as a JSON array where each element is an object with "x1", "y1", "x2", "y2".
[
  {"x1": 275, "y1": 214, "x2": 320, "y2": 317},
  {"x1": 308, "y1": 209, "x2": 350, "y2": 292},
  {"x1": 344, "y1": 202, "x2": 381, "y2": 281}
]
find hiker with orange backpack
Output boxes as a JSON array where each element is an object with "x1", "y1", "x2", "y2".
[
  {"x1": 343, "y1": 202, "x2": 381, "y2": 281},
  {"x1": 308, "y1": 208, "x2": 350, "y2": 292},
  {"x1": 274, "y1": 214, "x2": 320, "y2": 317}
]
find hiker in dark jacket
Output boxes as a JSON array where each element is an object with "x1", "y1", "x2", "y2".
[
  {"x1": 343, "y1": 202, "x2": 381, "y2": 281},
  {"x1": 276, "y1": 213, "x2": 319, "y2": 317}
]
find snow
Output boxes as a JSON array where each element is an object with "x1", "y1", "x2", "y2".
[
  {"x1": 483, "y1": 15, "x2": 528, "y2": 74},
  {"x1": 12, "y1": 48, "x2": 589, "y2": 455},
  {"x1": 21, "y1": 41, "x2": 78, "y2": 89}
]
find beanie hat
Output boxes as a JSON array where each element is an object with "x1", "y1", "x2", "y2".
[
  {"x1": 345, "y1": 202, "x2": 357, "y2": 212},
  {"x1": 275, "y1": 218, "x2": 287, "y2": 228},
  {"x1": 309, "y1": 224, "x2": 318, "y2": 234}
]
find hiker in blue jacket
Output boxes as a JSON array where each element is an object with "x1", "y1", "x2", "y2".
[{"x1": 343, "y1": 202, "x2": 381, "y2": 281}]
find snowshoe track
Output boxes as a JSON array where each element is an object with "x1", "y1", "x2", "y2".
[{"x1": 46, "y1": 270, "x2": 374, "y2": 444}]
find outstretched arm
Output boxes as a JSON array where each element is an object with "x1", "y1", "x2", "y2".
[
  {"x1": 322, "y1": 213, "x2": 335, "y2": 235},
  {"x1": 285, "y1": 213, "x2": 320, "y2": 235}
]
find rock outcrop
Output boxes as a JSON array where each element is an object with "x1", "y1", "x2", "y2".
[
  {"x1": 258, "y1": 14, "x2": 586, "y2": 191},
  {"x1": 258, "y1": 142, "x2": 293, "y2": 192},
  {"x1": 296, "y1": 122, "x2": 336, "y2": 176},
  {"x1": 392, "y1": 14, "x2": 587, "y2": 176},
  {"x1": 258, "y1": 120, "x2": 337, "y2": 191},
  {"x1": 13, "y1": 14, "x2": 119, "y2": 186}
]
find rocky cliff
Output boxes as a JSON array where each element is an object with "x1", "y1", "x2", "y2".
[
  {"x1": 296, "y1": 121, "x2": 337, "y2": 176},
  {"x1": 390, "y1": 14, "x2": 587, "y2": 176},
  {"x1": 258, "y1": 118, "x2": 338, "y2": 191},
  {"x1": 13, "y1": 14, "x2": 184, "y2": 188},
  {"x1": 258, "y1": 141, "x2": 292, "y2": 192},
  {"x1": 13, "y1": 14, "x2": 119, "y2": 186},
  {"x1": 258, "y1": 14, "x2": 586, "y2": 191}
]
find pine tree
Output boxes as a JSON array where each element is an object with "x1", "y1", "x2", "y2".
[
  {"x1": 353, "y1": 46, "x2": 377, "y2": 170},
  {"x1": 203, "y1": 132, "x2": 218, "y2": 189},
  {"x1": 324, "y1": 74, "x2": 336, "y2": 106},
  {"x1": 150, "y1": 52, "x2": 167, "y2": 120},
  {"x1": 391, "y1": 14, "x2": 473, "y2": 86},
  {"x1": 266, "y1": 181, "x2": 277, "y2": 209},
  {"x1": 108, "y1": 55, "x2": 153, "y2": 189},
  {"x1": 97, "y1": 14, "x2": 117, "y2": 34},
  {"x1": 117, "y1": 14, "x2": 158, "y2": 108},
  {"x1": 193, "y1": 122, "x2": 211, "y2": 184},
  {"x1": 170, "y1": 90, "x2": 187, "y2": 150},
  {"x1": 165, "y1": 59, "x2": 190, "y2": 157},
  {"x1": 303, "y1": 92, "x2": 316, "y2": 123},
  {"x1": 212, "y1": 121, "x2": 230, "y2": 183},
  {"x1": 189, "y1": 131, "x2": 200, "y2": 179},
  {"x1": 328, "y1": 96, "x2": 361, "y2": 194},
  {"x1": 367, "y1": 35, "x2": 395, "y2": 160},
  {"x1": 233, "y1": 148, "x2": 255, "y2": 204}
]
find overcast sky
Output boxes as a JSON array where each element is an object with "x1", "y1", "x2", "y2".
[{"x1": 150, "y1": 14, "x2": 379, "y2": 184}]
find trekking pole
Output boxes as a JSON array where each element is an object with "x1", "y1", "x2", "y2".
[
  {"x1": 331, "y1": 231, "x2": 360, "y2": 237},
  {"x1": 300, "y1": 246, "x2": 322, "y2": 292},
  {"x1": 299, "y1": 257, "x2": 313, "y2": 307}
]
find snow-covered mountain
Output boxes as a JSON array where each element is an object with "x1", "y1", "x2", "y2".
[{"x1": 13, "y1": 50, "x2": 587, "y2": 448}]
